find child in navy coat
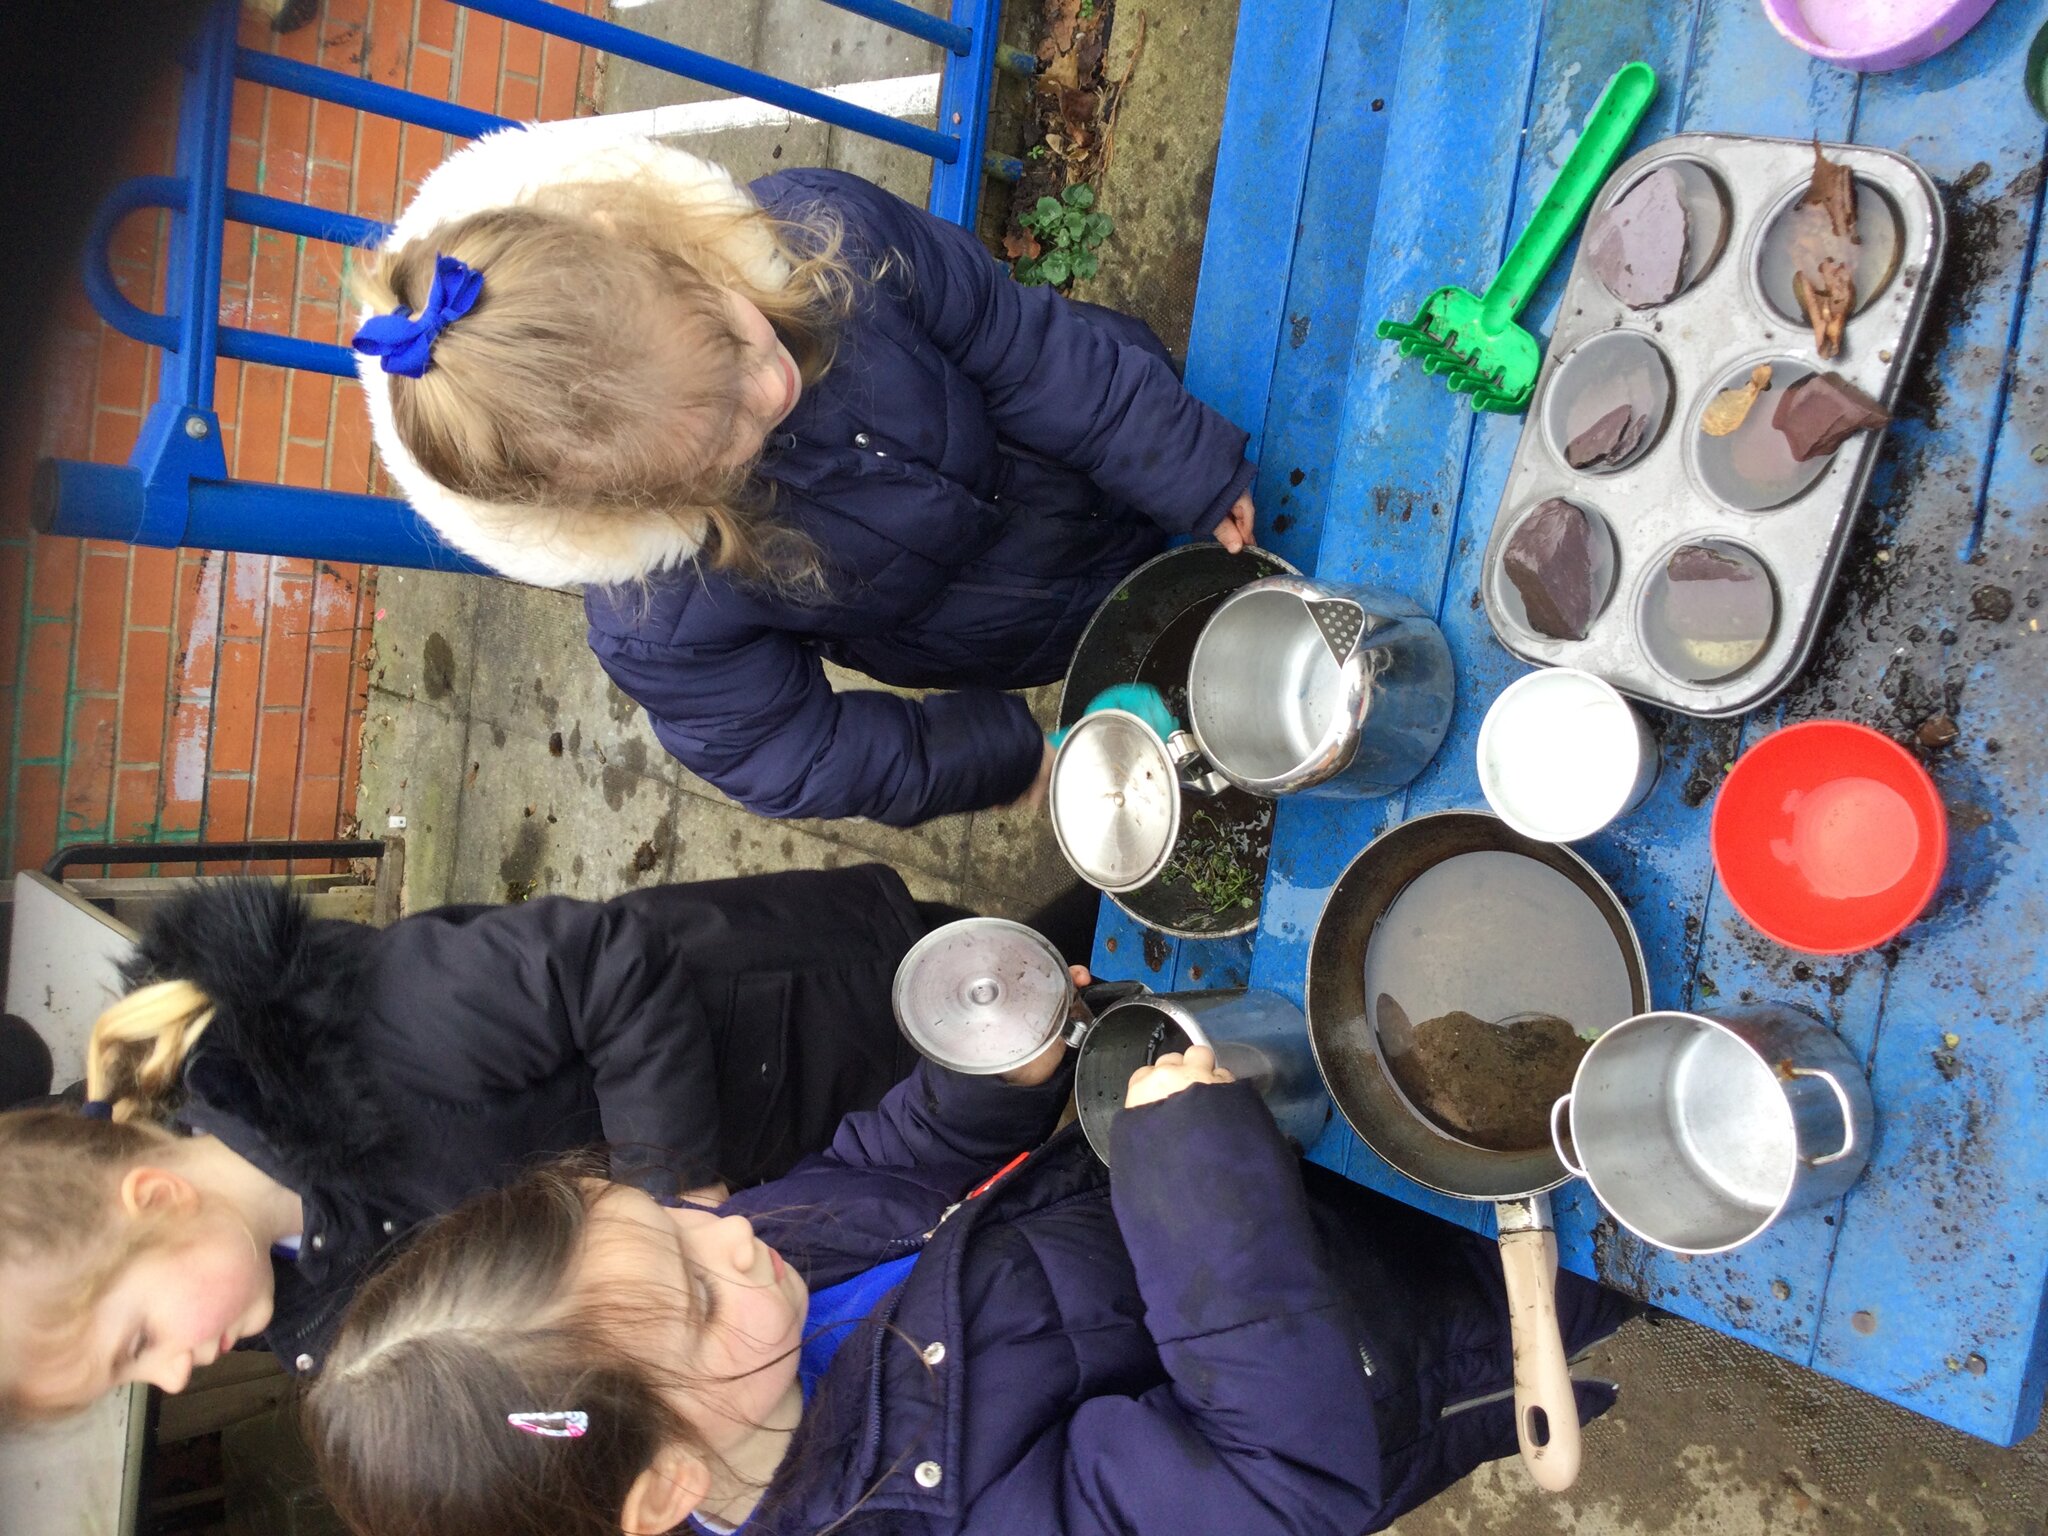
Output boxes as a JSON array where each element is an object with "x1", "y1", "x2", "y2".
[
  {"x1": 355, "y1": 125, "x2": 1258, "y2": 827},
  {"x1": 303, "y1": 1005, "x2": 1630, "y2": 1536}
]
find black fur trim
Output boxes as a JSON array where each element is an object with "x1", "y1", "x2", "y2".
[{"x1": 123, "y1": 880, "x2": 396, "y2": 1187}]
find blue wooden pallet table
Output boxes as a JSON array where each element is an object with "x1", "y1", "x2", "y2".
[{"x1": 1100, "y1": 0, "x2": 2048, "y2": 1446}]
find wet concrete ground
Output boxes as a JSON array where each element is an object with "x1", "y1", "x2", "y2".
[{"x1": 354, "y1": 1, "x2": 2046, "y2": 1526}]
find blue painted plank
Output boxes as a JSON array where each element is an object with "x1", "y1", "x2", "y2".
[
  {"x1": 1494, "y1": 0, "x2": 1870, "y2": 1359},
  {"x1": 1248, "y1": 0, "x2": 1411, "y2": 572},
  {"x1": 1783, "y1": 0, "x2": 2048, "y2": 1444},
  {"x1": 1182, "y1": 0, "x2": 1341, "y2": 459},
  {"x1": 1251, "y1": 0, "x2": 1552, "y2": 1229}
]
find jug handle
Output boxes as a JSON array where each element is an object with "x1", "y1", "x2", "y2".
[
  {"x1": 1166, "y1": 730, "x2": 1234, "y2": 797},
  {"x1": 1787, "y1": 1066, "x2": 1858, "y2": 1165},
  {"x1": 1063, "y1": 980, "x2": 1149, "y2": 1045},
  {"x1": 1548, "y1": 1095, "x2": 1590, "y2": 1179}
]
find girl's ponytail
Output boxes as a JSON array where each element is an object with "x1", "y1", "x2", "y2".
[{"x1": 87, "y1": 979, "x2": 216, "y2": 1125}]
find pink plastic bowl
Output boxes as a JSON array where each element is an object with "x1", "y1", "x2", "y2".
[{"x1": 1762, "y1": 0, "x2": 2001, "y2": 72}]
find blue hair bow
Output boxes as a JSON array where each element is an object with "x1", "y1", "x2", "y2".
[{"x1": 350, "y1": 254, "x2": 484, "y2": 378}]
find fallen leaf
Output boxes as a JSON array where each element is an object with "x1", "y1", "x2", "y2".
[
  {"x1": 1002, "y1": 229, "x2": 1040, "y2": 261},
  {"x1": 1800, "y1": 140, "x2": 1858, "y2": 242},
  {"x1": 1793, "y1": 258, "x2": 1855, "y2": 358},
  {"x1": 1702, "y1": 364, "x2": 1774, "y2": 437}
]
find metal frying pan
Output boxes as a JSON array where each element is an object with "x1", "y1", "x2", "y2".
[{"x1": 1305, "y1": 811, "x2": 1648, "y2": 1492}]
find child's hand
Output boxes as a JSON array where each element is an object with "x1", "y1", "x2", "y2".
[
  {"x1": 1124, "y1": 1043, "x2": 1234, "y2": 1108},
  {"x1": 1001, "y1": 965, "x2": 1093, "y2": 1085},
  {"x1": 1005, "y1": 740, "x2": 1056, "y2": 815},
  {"x1": 1211, "y1": 491, "x2": 1257, "y2": 554}
]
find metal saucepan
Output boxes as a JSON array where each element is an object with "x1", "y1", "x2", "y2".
[
  {"x1": 1550, "y1": 1004, "x2": 1874, "y2": 1254},
  {"x1": 1058, "y1": 544, "x2": 1299, "y2": 938},
  {"x1": 1305, "y1": 811, "x2": 1649, "y2": 1492}
]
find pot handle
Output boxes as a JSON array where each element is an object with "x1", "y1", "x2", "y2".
[
  {"x1": 1787, "y1": 1065, "x2": 1858, "y2": 1166},
  {"x1": 1548, "y1": 1094, "x2": 1590, "y2": 1180},
  {"x1": 1063, "y1": 980, "x2": 1150, "y2": 1046},
  {"x1": 1496, "y1": 1196, "x2": 1583, "y2": 1493},
  {"x1": 1165, "y1": 730, "x2": 1233, "y2": 798}
]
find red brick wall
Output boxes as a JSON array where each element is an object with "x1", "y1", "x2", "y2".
[{"x1": 2, "y1": 0, "x2": 602, "y2": 877}]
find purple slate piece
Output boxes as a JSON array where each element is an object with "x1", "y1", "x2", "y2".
[
  {"x1": 1503, "y1": 498, "x2": 1601, "y2": 640},
  {"x1": 1586, "y1": 166, "x2": 1690, "y2": 308},
  {"x1": 1772, "y1": 370, "x2": 1891, "y2": 462}
]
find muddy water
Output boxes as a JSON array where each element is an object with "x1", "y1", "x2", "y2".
[
  {"x1": 1757, "y1": 177, "x2": 1902, "y2": 324},
  {"x1": 1134, "y1": 594, "x2": 1275, "y2": 932},
  {"x1": 1364, "y1": 851, "x2": 1636, "y2": 1152}
]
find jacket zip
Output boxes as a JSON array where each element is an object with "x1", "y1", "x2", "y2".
[{"x1": 1436, "y1": 1382, "x2": 1517, "y2": 1421}]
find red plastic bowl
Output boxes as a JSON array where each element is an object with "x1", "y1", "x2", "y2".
[{"x1": 1711, "y1": 721, "x2": 1948, "y2": 954}]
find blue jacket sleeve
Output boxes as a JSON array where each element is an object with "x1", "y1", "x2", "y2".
[
  {"x1": 783, "y1": 170, "x2": 1254, "y2": 539},
  {"x1": 825, "y1": 1057, "x2": 1074, "y2": 1186},
  {"x1": 1021, "y1": 1081, "x2": 1387, "y2": 1534},
  {"x1": 595, "y1": 622, "x2": 1045, "y2": 825}
]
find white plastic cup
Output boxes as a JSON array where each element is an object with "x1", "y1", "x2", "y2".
[{"x1": 1477, "y1": 668, "x2": 1659, "y2": 843}]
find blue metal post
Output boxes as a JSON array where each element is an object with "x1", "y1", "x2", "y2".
[
  {"x1": 34, "y1": 460, "x2": 492, "y2": 573},
  {"x1": 237, "y1": 50, "x2": 517, "y2": 137},
  {"x1": 458, "y1": 0, "x2": 961, "y2": 162},
  {"x1": 817, "y1": 0, "x2": 971, "y2": 54},
  {"x1": 926, "y1": 0, "x2": 1005, "y2": 225}
]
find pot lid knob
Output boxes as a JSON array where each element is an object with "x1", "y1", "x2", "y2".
[{"x1": 1048, "y1": 710, "x2": 1180, "y2": 893}]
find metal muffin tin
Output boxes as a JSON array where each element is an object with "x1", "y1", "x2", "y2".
[{"x1": 1483, "y1": 133, "x2": 1946, "y2": 717}]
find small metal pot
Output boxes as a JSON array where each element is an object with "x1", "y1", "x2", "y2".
[
  {"x1": 1072, "y1": 988, "x2": 1330, "y2": 1164},
  {"x1": 1549, "y1": 1004, "x2": 1874, "y2": 1255},
  {"x1": 1188, "y1": 575, "x2": 1456, "y2": 798}
]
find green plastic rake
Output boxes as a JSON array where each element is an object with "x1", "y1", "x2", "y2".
[{"x1": 1376, "y1": 61, "x2": 1658, "y2": 414}]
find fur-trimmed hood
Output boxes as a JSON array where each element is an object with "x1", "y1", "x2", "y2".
[
  {"x1": 122, "y1": 880, "x2": 395, "y2": 1188},
  {"x1": 358, "y1": 124, "x2": 788, "y2": 589}
]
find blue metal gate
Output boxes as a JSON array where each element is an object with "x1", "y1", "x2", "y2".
[{"x1": 36, "y1": 0, "x2": 1027, "y2": 576}]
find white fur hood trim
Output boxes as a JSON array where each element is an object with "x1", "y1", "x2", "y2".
[{"x1": 358, "y1": 124, "x2": 786, "y2": 589}]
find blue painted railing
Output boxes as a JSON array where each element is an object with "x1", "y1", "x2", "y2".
[{"x1": 36, "y1": 0, "x2": 1026, "y2": 574}]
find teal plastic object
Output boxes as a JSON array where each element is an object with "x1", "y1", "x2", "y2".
[
  {"x1": 1047, "y1": 683, "x2": 1180, "y2": 748},
  {"x1": 1375, "y1": 60, "x2": 1658, "y2": 414}
]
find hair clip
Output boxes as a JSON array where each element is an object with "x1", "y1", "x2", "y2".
[
  {"x1": 351, "y1": 253, "x2": 484, "y2": 379},
  {"x1": 507, "y1": 1410, "x2": 588, "y2": 1439},
  {"x1": 79, "y1": 1099, "x2": 114, "y2": 1120}
]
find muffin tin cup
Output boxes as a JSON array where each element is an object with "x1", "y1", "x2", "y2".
[{"x1": 1483, "y1": 134, "x2": 1946, "y2": 718}]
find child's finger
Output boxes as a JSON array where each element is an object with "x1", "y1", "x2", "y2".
[
  {"x1": 1181, "y1": 1044, "x2": 1217, "y2": 1074},
  {"x1": 1068, "y1": 964, "x2": 1093, "y2": 988}
]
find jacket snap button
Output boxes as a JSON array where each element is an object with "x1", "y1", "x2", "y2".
[
  {"x1": 854, "y1": 431, "x2": 872, "y2": 448},
  {"x1": 921, "y1": 1341, "x2": 946, "y2": 1366},
  {"x1": 309, "y1": 1233, "x2": 324, "y2": 1250},
  {"x1": 295, "y1": 1353, "x2": 316, "y2": 1372},
  {"x1": 914, "y1": 1461, "x2": 943, "y2": 1489},
  {"x1": 381, "y1": 1220, "x2": 397, "y2": 1235}
]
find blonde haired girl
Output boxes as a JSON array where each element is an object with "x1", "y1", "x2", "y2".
[
  {"x1": 355, "y1": 126, "x2": 1260, "y2": 827},
  {"x1": 0, "y1": 865, "x2": 941, "y2": 1414}
]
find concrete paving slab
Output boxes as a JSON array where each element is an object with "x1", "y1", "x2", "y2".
[
  {"x1": 1386, "y1": 1313, "x2": 2046, "y2": 1536},
  {"x1": 353, "y1": 694, "x2": 472, "y2": 910},
  {"x1": 657, "y1": 783, "x2": 961, "y2": 906},
  {"x1": 363, "y1": 567, "x2": 482, "y2": 719},
  {"x1": 444, "y1": 720, "x2": 696, "y2": 903},
  {"x1": 1068, "y1": 0, "x2": 1242, "y2": 359}
]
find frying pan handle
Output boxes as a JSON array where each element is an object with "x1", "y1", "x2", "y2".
[
  {"x1": 1548, "y1": 1095, "x2": 1590, "y2": 1179},
  {"x1": 1497, "y1": 1201, "x2": 1583, "y2": 1493}
]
